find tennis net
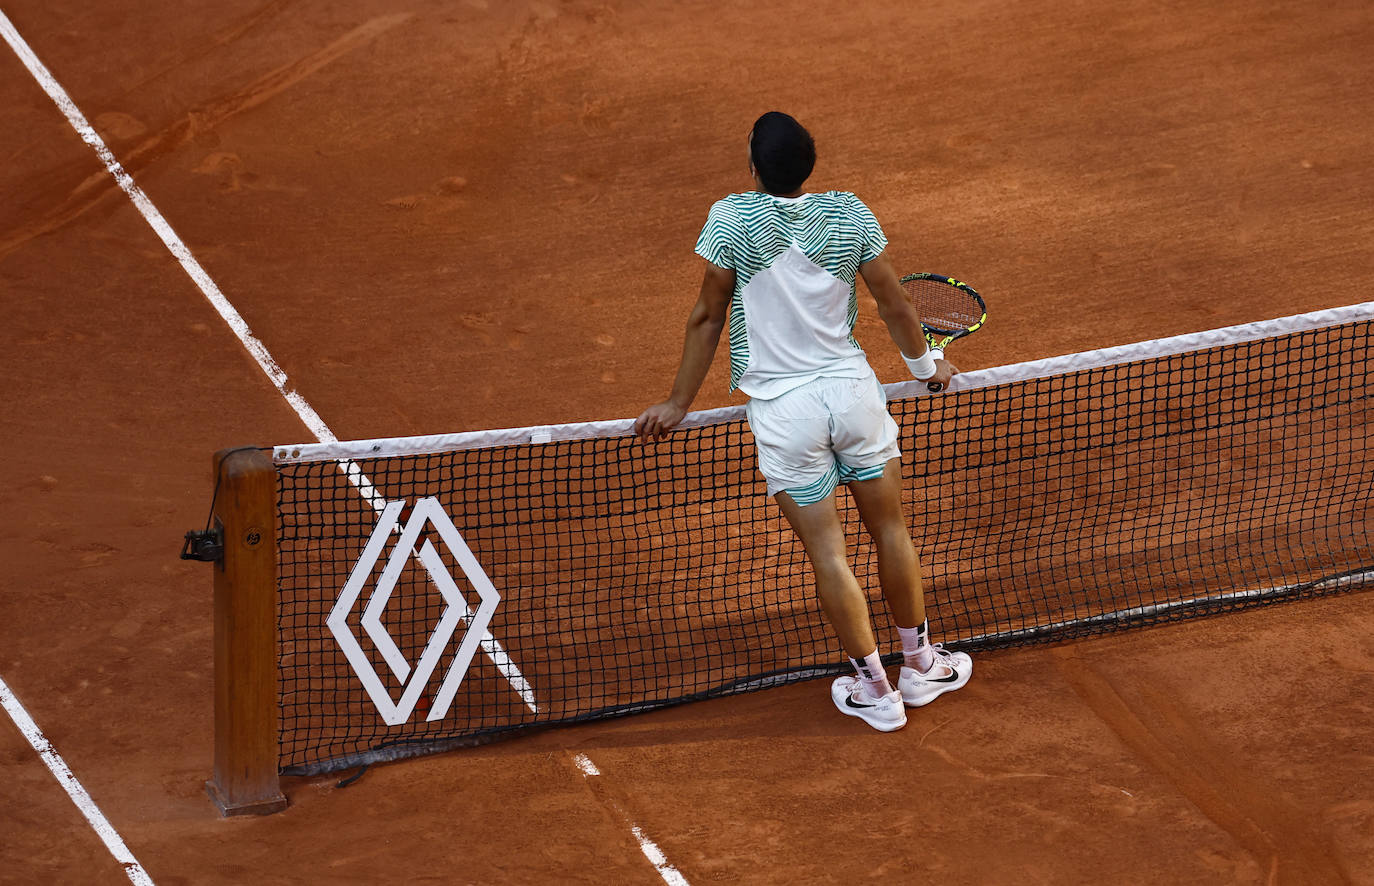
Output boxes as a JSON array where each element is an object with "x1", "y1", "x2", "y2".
[{"x1": 270, "y1": 302, "x2": 1373, "y2": 775}]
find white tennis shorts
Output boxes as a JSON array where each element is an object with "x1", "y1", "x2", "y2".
[{"x1": 745, "y1": 370, "x2": 901, "y2": 506}]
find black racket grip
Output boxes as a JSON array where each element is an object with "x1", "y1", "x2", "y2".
[{"x1": 924, "y1": 347, "x2": 946, "y2": 393}]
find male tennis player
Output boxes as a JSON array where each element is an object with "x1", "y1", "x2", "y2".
[{"x1": 634, "y1": 111, "x2": 973, "y2": 732}]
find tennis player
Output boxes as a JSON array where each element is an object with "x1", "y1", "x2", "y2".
[{"x1": 634, "y1": 111, "x2": 972, "y2": 732}]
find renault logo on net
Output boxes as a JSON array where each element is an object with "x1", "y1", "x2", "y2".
[{"x1": 327, "y1": 497, "x2": 508, "y2": 725}]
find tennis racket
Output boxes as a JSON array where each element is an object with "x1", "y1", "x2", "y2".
[{"x1": 899, "y1": 273, "x2": 986, "y2": 392}]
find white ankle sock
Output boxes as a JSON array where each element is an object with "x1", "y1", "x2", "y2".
[
  {"x1": 898, "y1": 621, "x2": 935, "y2": 672},
  {"x1": 849, "y1": 649, "x2": 893, "y2": 698}
]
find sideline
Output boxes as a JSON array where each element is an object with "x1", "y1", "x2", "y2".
[
  {"x1": 0, "y1": 11, "x2": 164, "y2": 883},
  {"x1": 573, "y1": 754, "x2": 692, "y2": 886},
  {"x1": 0, "y1": 8, "x2": 684, "y2": 884},
  {"x1": 0, "y1": 7, "x2": 336, "y2": 442},
  {"x1": 0, "y1": 676, "x2": 155, "y2": 885}
]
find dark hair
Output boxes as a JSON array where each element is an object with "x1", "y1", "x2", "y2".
[{"x1": 749, "y1": 112, "x2": 815, "y2": 195}]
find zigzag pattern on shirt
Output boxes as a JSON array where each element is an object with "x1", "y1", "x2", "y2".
[{"x1": 695, "y1": 191, "x2": 887, "y2": 390}]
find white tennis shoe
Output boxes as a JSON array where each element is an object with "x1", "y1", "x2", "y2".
[
  {"x1": 898, "y1": 646, "x2": 973, "y2": 707},
  {"x1": 830, "y1": 676, "x2": 907, "y2": 732}
]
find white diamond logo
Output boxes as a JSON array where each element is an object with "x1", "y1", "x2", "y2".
[{"x1": 327, "y1": 497, "x2": 521, "y2": 725}]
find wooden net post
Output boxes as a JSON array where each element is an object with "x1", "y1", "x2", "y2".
[{"x1": 205, "y1": 447, "x2": 287, "y2": 816}]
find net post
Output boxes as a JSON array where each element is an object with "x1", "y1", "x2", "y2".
[{"x1": 205, "y1": 447, "x2": 287, "y2": 816}]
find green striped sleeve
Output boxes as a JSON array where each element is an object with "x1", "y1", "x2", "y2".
[
  {"x1": 850, "y1": 196, "x2": 889, "y2": 265},
  {"x1": 695, "y1": 199, "x2": 739, "y2": 269}
]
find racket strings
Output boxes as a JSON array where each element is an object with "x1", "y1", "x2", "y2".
[{"x1": 903, "y1": 279, "x2": 984, "y2": 332}]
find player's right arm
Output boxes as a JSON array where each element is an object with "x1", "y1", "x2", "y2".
[
  {"x1": 634, "y1": 261, "x2": 734, "y2": 440},
  {"x1": 859, "y1": 252, "x2": 957, "y2": 389}
]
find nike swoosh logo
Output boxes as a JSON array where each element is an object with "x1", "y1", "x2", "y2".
[
  {"x1": 930, "y1": 668, "x2": 962, "y2": 683},
  {"x1": 844, "y1": 695, "x2": 878, "y2": 710}
]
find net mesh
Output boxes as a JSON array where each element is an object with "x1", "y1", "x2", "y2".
[{"x1": 274, "y1": 313, "x2": 1373, "y2": 775}]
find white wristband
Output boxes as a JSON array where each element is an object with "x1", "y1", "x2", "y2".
[{"x1": 902, "y1": 348, "x2": 937, "y2": 381}]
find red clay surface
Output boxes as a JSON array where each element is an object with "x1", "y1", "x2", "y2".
[{"x1": 2, "y1": 0, "x2": 1372, "y2": 883}]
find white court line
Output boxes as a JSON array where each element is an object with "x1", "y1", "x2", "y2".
[
  {"x1": 0, "y1": 9, "x2": 334, "y2": 440},
  {"x1": 572, "y1": 755, "x2": 692, "y2": 886},
  {"x1": 0, "y1": 3, "x2": 538, "y2": 717},
  {"x1": 0, "y1": 13, "x2": 156, "y2": 884},
  {"x1": 0, "y1": 677, "x2": 155, "y2": 886},
  {"x1": 2, "y1": 8, "x2": 679, "y2": 884},
  {"x1": 572, "y1": 752, "x2": 602, "y2": 777}
]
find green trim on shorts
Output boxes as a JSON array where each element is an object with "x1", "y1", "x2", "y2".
[
  {"x1": 837, "y1": 462, "x2": 886, "y2": 484},
  {"x1": 783, "y1": 462, "x2": 840, "y2": 506},
  {"x1": 784, "y1": 459, "x2": 886, "y2": 506}
]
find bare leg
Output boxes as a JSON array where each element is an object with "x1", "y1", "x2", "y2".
[
  {"x1": 774, "y1": 490, "x2": 876, "y2": 658},
  {"x1": 846, "y1": 459, "x2": 926, "y2": 629}
]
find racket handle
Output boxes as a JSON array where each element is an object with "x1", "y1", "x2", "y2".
[{"x1": 925, "y1": 348, "x2": 946, "y2": 393}]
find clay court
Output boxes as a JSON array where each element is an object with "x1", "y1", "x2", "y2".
[{"x1": 2, "y1": 0, "x2": 1372, "y2": 883}]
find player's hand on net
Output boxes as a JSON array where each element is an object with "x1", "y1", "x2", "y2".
[
  {"x1": 634, "y1": 401, "x2": 686, "y2": 441},
  {"x1": 922, "y1": 358, "x2": 959, "y2": 391}
]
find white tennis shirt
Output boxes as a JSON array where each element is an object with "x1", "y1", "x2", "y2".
[{"x1": 695, "y1": 190, "x2": 889, "y2": 400}]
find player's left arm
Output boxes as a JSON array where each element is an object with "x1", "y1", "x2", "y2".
[
  {"x1": 634, "y1": 261, "x2": 734, "y2": 440},
  {"x1": 859, "y1": 252, "x2": 957, "y2": 387}
]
